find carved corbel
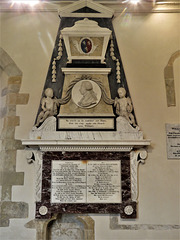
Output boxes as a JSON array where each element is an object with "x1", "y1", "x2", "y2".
[
  {"x1": 26, "y1": 149, "x2": 43, "y2": 202},
  {"x1": 26, "y1": 149, "x2": 35, "y2": 164},
  {"x1": 130, "y1": 148, "x2": 148, "y2": 201}
]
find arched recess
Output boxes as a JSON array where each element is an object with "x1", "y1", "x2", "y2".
[
  {"x1": 26, "y1": 214, "x2": 95, "y2": 240},
  {"x1": 164, "y1": 50, "x2": 180, "y2": 107},
  {"x1": 0, "y1": 47, "x2": 29, "y2": 227},
  {"x1": 47, "y1": 214, "x2": 94, "y2": 240}
]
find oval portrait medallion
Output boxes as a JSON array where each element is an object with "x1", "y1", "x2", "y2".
[
  {"x1": 80, "y1": 38, "x2": 93, "y2": 54},
  {"x1": 72, "y1": 80, "x2": 101, "y2": 109}
]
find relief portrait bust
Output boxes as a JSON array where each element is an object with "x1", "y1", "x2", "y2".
[
  {"x1": 72, "y1": 80, "x2": 101, "y2": 109},
  {"x1": 78, "y1": 81, "x2": 97, "y2": 107}
]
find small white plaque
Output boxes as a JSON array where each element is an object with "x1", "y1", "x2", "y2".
[
  {"x1": 58, "y1": 117, "x2": 114, "y2": 130},
  {"x1": 51, "y1": 160, "x2": 121, "y2": 203},
  {"x1": 166, "y1": 124, "x2": 180, "y2": 159}
]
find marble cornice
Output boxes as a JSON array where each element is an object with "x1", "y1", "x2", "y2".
[{"x1": 22, "y1": 139, "x2": 151, "y2": 152}]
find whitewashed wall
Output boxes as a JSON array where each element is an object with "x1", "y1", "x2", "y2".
[{"x1": 0, "y1": 9, "x2": 179, "y2": 240}]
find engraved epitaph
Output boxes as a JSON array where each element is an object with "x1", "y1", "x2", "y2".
[
  {"x1": 51, "y1": 161, "x2": 86, "y2": 203},
  {"x1": 51, "y1": 160, "x2": 121, "y2": 204},
  {"x1": 166, "y1": 124, "x2": 180, "y2": 159}
]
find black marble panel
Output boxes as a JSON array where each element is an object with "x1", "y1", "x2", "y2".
[
  {"x1": 36, "y1": 202, "x2": 137, "y2": 219},
  {"x1": 121, "y1": 160, "x2": 131, "y2": 202},
  {"x1": 34, "y1": 16, "x2": 137, "y2": 125},
  {"x1": 43, "y1": 151, "x2": 129, "y2": 161},
  {"x1": 73, "y1": 6, "x2": 100, "y2": 13}
]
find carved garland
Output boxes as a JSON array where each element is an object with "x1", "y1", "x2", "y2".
[
  {"x1": 52, "y1": 34, "x2": 63, "y2": 83},
  {"x1": 110, "y1": 34, "x2": 121, "y2": 84},
  {"x1": 58, "y1": 75, "x2": 114, "y2": 106}
]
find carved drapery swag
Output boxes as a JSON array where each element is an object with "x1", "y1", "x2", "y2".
[{"x1": 58, "y1": 75, "x2": 114, "y2": 106}]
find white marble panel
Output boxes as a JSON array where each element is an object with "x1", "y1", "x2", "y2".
[{"x1": 51, "y1": 160, "x2": 121, "y2": 204}]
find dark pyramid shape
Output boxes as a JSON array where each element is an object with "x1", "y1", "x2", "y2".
[
  {"x1": 72, "y1": 6, "x2": 100, "y2": 13},
  {"x1": 35, "y1": 17, "x2": 137, "y2": 125}
]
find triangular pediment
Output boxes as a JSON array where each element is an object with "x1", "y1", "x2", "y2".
[
  {"x1": 58, "y1": 0, "x2": 114, "y2": 18},
  {"x1": 72, "y1": 6, "x2": 100, "y2": 14}
]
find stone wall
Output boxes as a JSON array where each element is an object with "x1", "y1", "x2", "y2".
[{"x1": 0, "y1": 48, "x2": 29, "y2": 227}]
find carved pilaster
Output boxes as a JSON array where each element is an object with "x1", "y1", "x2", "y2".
[{"x1": 130, "y1": 149, "x2": 148, "y2": 201}]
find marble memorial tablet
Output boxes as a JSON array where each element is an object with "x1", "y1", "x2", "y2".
[
  {"x1": 51, "y1": 160, "x2": 121, "y2": 203},
  {"x1": 166, "y1": 124, "x2": 180, "y2": 159},
  {"x1": 57, "y1": 117, "x2": 115, "y2": 130}
]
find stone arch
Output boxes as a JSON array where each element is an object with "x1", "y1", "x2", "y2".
[
  {"x1": 0, "y1": 47, "x2": 29, "y2": 227},
  {"x1": 164, "y1": 50, "x2": 180, "y2": 107},
  {"x1": 47, "y1": 214, "x2": 94, "y2": 240},
  {"x1": 28, "y1": 214, "x2": 95, "y2": 240}
]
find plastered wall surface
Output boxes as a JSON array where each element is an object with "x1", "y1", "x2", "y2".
[{"x1": 0, "y1": 10, "x2": 179, "y2": 240}]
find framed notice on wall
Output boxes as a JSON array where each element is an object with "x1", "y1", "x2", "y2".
[{"x1": 166, "y1": 124, "x2": 180, "y2": 159}]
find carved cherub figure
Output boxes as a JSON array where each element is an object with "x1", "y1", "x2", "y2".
[
  {"x1": 114, "y1": 87, "x2": 136, "y2": 127},
  {"x1": 35, "y1": 88, "x2": 59, "y2": 127}
]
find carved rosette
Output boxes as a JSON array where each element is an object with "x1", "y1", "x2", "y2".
[{"x1": 130, "y1": 149, "x2": 148, "y2": 201}]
